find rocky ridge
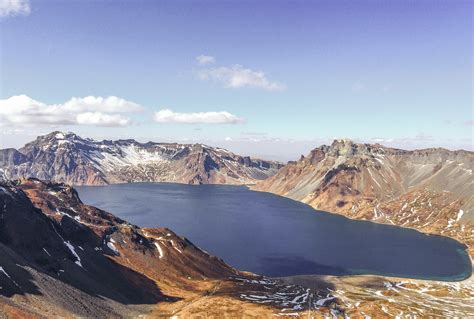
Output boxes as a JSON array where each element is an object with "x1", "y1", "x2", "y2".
[{"x1": 0, "y1": 131, "x2": 282, "y2": 186}]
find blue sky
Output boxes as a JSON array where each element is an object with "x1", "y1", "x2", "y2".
[{"x1": 0, "y1": 0, "x2": 472, "y2": 161}]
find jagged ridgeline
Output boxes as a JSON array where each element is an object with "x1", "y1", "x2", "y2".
[{"x1": 0, "y1": 131, "x2": 283, "y2": 185}]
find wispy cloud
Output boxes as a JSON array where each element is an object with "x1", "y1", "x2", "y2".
[
  {"x1": 363, "y1": 134, "x2": 473, "y2": 150},
  {"x1": 196, "y1": 56, "x2": 286, "y2": 91},
  {"x1": 0, "y1": 0, "x2": 30, "y2": 18},
  {"x1": 198, "y1": 65, "x2": 286, "y2": 91},
  {"x1": 382, "y1": 83, "x2": 392, "y2": 92},
  {"x1": 0, "y1": 95, "x2": 142, "y2": 127},
  {"x1": 351, "y1": 80, "x2": 366, "y2": 93},
  {"x1": 196, "y1": 55, "x2": 216, "y2": 65},
  {"x1": 154, "y1": 109, "x2": 244, "y2": 124},
  {"x1": 241, "y1": 131, "x2": 268, "y2": 136}
]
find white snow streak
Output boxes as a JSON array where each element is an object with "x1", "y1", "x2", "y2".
[
  {"x1": 154, "y1": 242, "x2": 164, "y2": 258},
  {"x1": 64, "y1": 241, "x2": 83, "y2": 267}
]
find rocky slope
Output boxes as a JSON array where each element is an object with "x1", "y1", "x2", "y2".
[
  {"x1": 0, "y1": 132, "x2": 282, "y2": 186},
  {"x1": 255, "y1": 139, "x2": 474, "y2": 254},
  {"x1": 279, "y1": 273, "x2": 474, "y2": 318},
  {"x1": 0, "y1": 178, "x2": 338, "y2": 318}
]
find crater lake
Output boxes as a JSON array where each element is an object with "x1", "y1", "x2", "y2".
[{"x1": 77, "y1": 183, "x2": 472, "y2": 280}]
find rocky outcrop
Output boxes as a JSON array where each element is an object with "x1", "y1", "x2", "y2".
[
  {"x1": 0, "y1": 131, "x2": 282, "y2": 186},
  {"x1": 255, "y1": 139, "x2": 474, "y2": 253}
]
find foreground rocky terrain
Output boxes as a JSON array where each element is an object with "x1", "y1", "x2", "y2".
[
  {"x1": 0, "y1": 132, "x2": 282, "y2": 186},
  {"x1": 279, "y1": 273, "x2": 474, "y2": 318},
  {"x1": 0, "y1": 178, "x2": 337, "y2": 318}
]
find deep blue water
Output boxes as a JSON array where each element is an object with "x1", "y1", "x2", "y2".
[{"x1": 77, "y1": 183, "x2": 472, "y2": 280}]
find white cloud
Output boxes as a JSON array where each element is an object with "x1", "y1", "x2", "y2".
[
  {"x1": 62, "y1": 96, "x2": 143, "y2": 113},
  {"x1": 0, "y1": 0, "x2": 30, "y2": 18},
  {"x1": 0, "y1": 95, "x2": 141, "y2": 127},
  {"x1": 196, "y1": 55, "x2": 216, "y2": 65},
  {"x1": 198, "y1": 64, "x2": 286, "y2": 91},
  {"x1": 154, "y1": 109, "x2": 244, "y2": 124},
  {"x1": 76, "y1": 112, "x2": 131, "y2": 127}
]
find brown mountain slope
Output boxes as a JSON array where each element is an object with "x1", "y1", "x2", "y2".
[{"x1": 0, "y1": 179, "x2": 336, "y2": 318}]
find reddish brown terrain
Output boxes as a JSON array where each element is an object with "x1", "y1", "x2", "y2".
[{"x1": 0, "y1": 179, "x2": 337, "y2": 318}]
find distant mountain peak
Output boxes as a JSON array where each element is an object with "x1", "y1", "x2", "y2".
[
  {"x1": 31, "y1": 131, "x2": 86, "y2": 145},
  {"x1": 45, "y1": 130, "x2": 78, "y2": 139},
  {"x1": 331, "y1": 138, "x2": 355, "y2": 146},
  {"x1": 1, "y1": 131, "x2": 283, "y2": 186}
]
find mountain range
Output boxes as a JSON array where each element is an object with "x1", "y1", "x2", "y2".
[
  {"x1": 1, "y1": 132, "x2": 472, "y2": 244},
  {"x1": 0, "y1": 131, "x2": 282, "y2": 186}
]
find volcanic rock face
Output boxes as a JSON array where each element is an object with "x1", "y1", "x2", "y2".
[
  {"x1": 0, "y1": 131, "x2": 282, "y2": 186},
  {"x1": 255, "y1": 139, "x2": 474, "y2": 251}
]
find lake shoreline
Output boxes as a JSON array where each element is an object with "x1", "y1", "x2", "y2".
[{"x1": 249, "y1": 186, "x2": 474, "y2": 282}]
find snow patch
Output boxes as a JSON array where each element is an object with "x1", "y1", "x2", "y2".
[
  {"x1": 64, "y1": 241, "x2": 83, "y2": 267},
  {"x1": 316, "y1": 296, "x2": 335, "y2": 306},
  {"x1": 154, "y1": 242, "x2": 164, "y2": 258},
  {"x1": 0, "y1": 266, "x2": 19, "y2": 287},
  {"x1": 107, "y1": 241, "x2": 120, "y2": 255},
  {"x1": 170, "y1": 240, "x2": 182, "y2": 253},
  {"x1": 55, "y1": 132, "x2": 65, "y2": 139}
]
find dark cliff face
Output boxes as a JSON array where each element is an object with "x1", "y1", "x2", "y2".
[{"x1": 0, "y1": 131, "x2": 283, "y2": 185}]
